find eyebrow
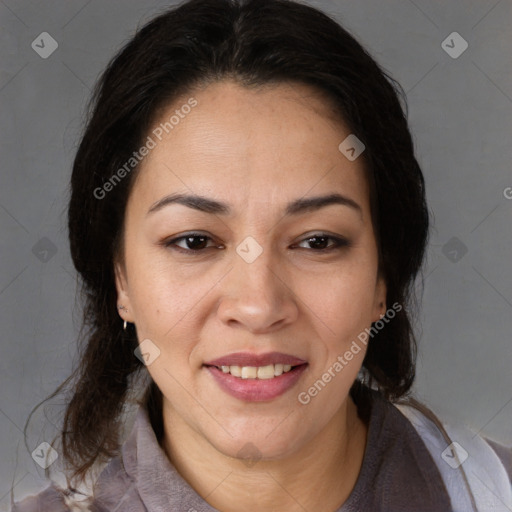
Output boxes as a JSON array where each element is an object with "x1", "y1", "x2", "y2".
[{"x1": 147, "y1": 192, "x2": 362, "y2": 218}]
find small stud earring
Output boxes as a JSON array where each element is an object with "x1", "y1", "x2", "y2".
[{"x1": 123, "y1": 320, "x2": 127, "y2": 331}]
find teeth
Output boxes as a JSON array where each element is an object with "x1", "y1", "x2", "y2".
[
  {"x1": 229, "y1": 365, "x2": 242, "y2": 377},
  {"x1": 216, "y1": 363, "x2": 297, "y2": 379},
  {"x1": 257, "y1": 365, "x2": 275, "y2": 379},
  {"x1": 241, "y1": 366, "x2": 257, "y2": 379}
]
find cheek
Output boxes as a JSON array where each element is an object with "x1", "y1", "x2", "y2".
[
  {"x1": 123, "y1": 246, "x2": 190, "y2": 331},
  {"x1": 124, "y1": 248, "x2": 222, "y2": 355},
  {"x1": 297, "y1": 262, "x2": 378, "y2": 340},
  {"x1": 125, "y1": 264, "x2": 205, "y2": 380}
]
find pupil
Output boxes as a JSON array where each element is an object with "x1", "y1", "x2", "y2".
[
  {"x1": 187, "y1": 236, "x2": 207, "y2": 249},
  {"x1": 309, "y1": 236, "x2": 328, "y2": 249}
]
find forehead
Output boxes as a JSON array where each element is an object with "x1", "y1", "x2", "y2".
[{"x1": 131, "y1": 80, "x2": 369, "y2": 214}]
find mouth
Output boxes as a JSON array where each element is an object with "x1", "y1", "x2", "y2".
[
  {"x1": 203, "y1": 351, "x2": 307, "y2": 369},
  {"x1": 203, "y1": 360, "x2": 309, "y2": 402},
  {"x1": 203, "y1": 362, "x2": 305, "y2": 379}
]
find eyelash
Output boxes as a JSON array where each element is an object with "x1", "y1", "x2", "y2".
[{"x1": 163, "y1": 232, "x2": 350, "y2": 254}]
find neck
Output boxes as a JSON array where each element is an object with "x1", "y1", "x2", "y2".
[{"x1": 161, "y1": 395, "x2": 368, "y2": 512}]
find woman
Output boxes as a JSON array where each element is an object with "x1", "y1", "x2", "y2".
[{"x1": 10, "y1": 0, "x2": 511, "y2": 510}]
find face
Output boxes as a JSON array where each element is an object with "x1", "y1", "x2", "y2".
[{"x1": 115, "y1": 80, "x2": 386, "y2": 460}]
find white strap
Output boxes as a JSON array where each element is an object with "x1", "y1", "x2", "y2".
[{"x1": 395, "y1": 403, "x2": 512, "y2": 512}]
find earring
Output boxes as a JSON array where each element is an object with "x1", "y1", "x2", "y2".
[{"x1": 118, "y1": 305, "x2": 128, "y2": 330}]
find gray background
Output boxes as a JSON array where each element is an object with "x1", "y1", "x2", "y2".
[{"x1": 1, "y1": 0, "x2": 511, "y2": 506}]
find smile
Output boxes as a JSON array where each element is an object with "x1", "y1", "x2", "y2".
[
  {"x1": 204, "y1": 363, "x2": 308, "y2": 401},
  {"x1": 213, "y1": 363, "x2": 295, "y2": 379}
]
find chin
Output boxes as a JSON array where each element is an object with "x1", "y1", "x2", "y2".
[{"x1": 210, "y1": 427, "x2": 304, "y2": 463}]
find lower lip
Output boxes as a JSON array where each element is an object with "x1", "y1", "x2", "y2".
[{"x1": 204, "y1": 364, "x2": 308, "y2": 402}]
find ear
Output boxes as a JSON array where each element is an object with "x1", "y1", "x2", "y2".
[
  {"x1": 114, "y1": 260, "x2": 135, "y2": 323},
  {"x1": 371, "y1": 273, "x2": 387, "y2": 323}
]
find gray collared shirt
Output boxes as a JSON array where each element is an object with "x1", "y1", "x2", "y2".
[{"x1": 11, "y1": 391, "x2": 511, "y2": 512}]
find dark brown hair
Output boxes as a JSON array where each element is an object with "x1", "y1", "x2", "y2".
[{"x1": 22, "y1": 0, "x2": 429, "y2": 490}]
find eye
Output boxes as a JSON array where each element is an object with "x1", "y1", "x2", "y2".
[
  {"x1": 164, "y1": 233, "x2": 221, "y2": 252},
  {"x1": 163, "y1": 232, "x2": 348, "y2": 254},
  {"x1": 295, "y1": 234, "x2": 349, "y2": 251}
]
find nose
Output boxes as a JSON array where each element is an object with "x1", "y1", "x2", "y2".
[{"x1": 217, "y1": 246, "x2": 299, "y2": 334}]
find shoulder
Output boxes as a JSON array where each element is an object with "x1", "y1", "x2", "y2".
[
  {"x1": 394, "y1": 399, "x2": 512, "y2": 511},
  {"x1": 11, "y1": 483, "x2": 68, "y2": 512},
  {"x1": 10, "y1": 405, "x2": 149, "y2": 512},
  {"x1": 10, "y1": 456, "x2": 137, "y2": 512},
  {"x1": 345, "y1": 389, "x2": 454, "y2": 510},
  {"x1": 10, "y1": 483, "x2": 94, "y2": 512},
  {"x1": 394, "y1": 398, "x2": 511, "y2": 475}
]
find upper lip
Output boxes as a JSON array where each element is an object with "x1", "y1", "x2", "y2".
[{"x1": 204, "y1": 352, "x2": 307, "y2": 367}]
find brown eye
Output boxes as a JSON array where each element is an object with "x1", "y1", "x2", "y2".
[
  {"x1": 296, "y1": 234, "x2": 349, "y2": 251},
  {"x1": 181, "y1": 235, "x2": 209, "y2": 250},
  {"x1": 165, "y1": 233, "x2": 218, "y2": 252}
]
